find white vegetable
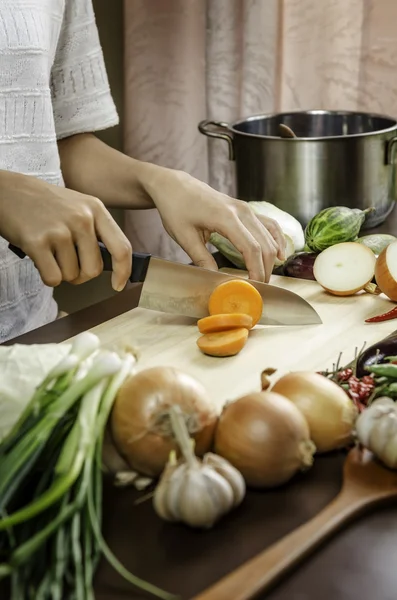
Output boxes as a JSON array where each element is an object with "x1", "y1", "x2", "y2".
[
  {"x1": 248, "y1": 201, "x2": 305, "y2": 252},
  {"x1": 0, "y1": 343, "x2": 71, "y2": 442},
  {"x1": 355, "y1": 397, "x2": 397, "y2": 468},
  {"x1": 313, "y1": 242, "x2": 376, "y2": 296},
  {"x1": 209, "y1": 201, "x2": 305, "y2": 271},
  {"x1": 210, "y1": 232, "x2": 295, "y2": 270}
]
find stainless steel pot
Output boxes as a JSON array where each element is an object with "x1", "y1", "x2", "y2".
[{"x1": 198, "y1": 110, "x2": 397, "y2": 228}]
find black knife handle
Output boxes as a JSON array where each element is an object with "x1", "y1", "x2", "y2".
[
  {"x1": 8, "y1": 244, "x2": 26, "y2": 259},
  {"x1": 8, "y1": 242, "x2": 151, "y2": 284},
  {"x1": 97, "y1": 242, "x2": 151, "y2": 283}
]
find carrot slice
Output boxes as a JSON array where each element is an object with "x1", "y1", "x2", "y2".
[
  {"x1": 208, "y1": 279, "x2": 263, "y2": 326},
  {"x1": 197, "y1": 328, "x2": 249, "y2": 357},
  {"x1": 197, "y1": 313, "x2": 253, "y2": 334}
]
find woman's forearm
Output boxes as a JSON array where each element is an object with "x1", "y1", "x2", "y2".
[{"x1": 57, "y1": 133, "x2": 159, "y2": 210}]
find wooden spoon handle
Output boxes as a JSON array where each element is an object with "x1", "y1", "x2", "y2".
[{"x1": 192, "y1": 491, "x2": 369, "y2": 600}]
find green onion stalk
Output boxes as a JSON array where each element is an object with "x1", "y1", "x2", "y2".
[{"x1": 0, "y1": 332, "x2": 178, "y2": 600}]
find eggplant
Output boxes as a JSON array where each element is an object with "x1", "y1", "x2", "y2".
[
  {"x1": 282, "y1": 252, "x2": 318, "y2": 280},
  {"x1": 356, "y1": 329, "x2": 397, "y2": 377}
]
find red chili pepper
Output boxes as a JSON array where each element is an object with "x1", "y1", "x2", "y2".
[{"x1": 365, "y1": 306, "x2": 397, "y2": 323}]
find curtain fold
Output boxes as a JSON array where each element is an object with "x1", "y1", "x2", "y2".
[{"x1": 123, "y1": 0, "x2": 397, "y2": 260}]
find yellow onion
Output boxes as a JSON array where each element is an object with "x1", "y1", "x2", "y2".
[
  {"x1": 375, "y1": 241, "x2": 397, "y2": 300},
  {"x1": 214, "y1": 392, "x2": 315, "y2": 488},
  {"x1": 110, "y1": 367, "x2": 217, "y2": 477},
  {"x1": 272, "y1": 371, "x2": 357, "y2": 453}
]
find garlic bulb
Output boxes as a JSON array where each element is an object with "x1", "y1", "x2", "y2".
[
  {"x1": 153, "y1": 406, "x2": 245, "y2": 529},
  {"x1": 355, "y1": 397, "x2": 397, "y2": 468}
]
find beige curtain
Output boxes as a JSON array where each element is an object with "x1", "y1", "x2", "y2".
[{"x1": 123, "y1": 0, "x2": 397, "y2": 261}]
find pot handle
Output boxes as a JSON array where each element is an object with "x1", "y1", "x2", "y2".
[
  {"x1": 198, "y1": 120, "x2": 234, "y2": 160},
  {"x1": 386, "y1": 136, "x2": 397, "y2": 165}
]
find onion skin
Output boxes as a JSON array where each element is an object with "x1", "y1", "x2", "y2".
[
  {"x1": 375, "y1": 244, "x2": 397, "y2": 301},
  {"x1": 272, "y1": 372, "x2": 358, "y2": 453},
  {"x1": 110, "y1": 367, "x2": 217, "y2": 477},
  {"x1": 320, "y1": 282, "x2": 372, "y2": 297},
  {"x1": 214, "y1": 392, "x2": 315, "y2": 488}
]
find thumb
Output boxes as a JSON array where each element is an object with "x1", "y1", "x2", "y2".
[{"x1": 179, "y1": 231, "x2": 218, "y2": 271}]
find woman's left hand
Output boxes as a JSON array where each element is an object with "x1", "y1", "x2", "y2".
[{"x1": 146, "y1": 168, "x2": 286, "y2": 283}]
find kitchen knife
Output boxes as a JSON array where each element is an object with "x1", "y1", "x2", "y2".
[{"x1": 8, "y1": 242, "x2": 322, "y2": 326}]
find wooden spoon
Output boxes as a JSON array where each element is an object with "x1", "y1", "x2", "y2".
[
  {"x1": 278, "y1": 123, "x2": 297, "y2": 138},
  {"x1": 192, "y1": 447, "x2": 397, "y2": 600}
]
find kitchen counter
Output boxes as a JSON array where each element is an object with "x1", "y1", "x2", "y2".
[{"x1": 3, "y1": 208, "x2": 397, "y2": 600}]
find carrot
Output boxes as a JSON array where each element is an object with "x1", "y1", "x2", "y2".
[
  {"x1": 197, "y1": 328, "x2": 249, "y2": 357},
  {"x1": 208, "y1": 279, "x2": 263, "y2": 326},
  {"x1": 197, "y1": 313, "x2": 253, "y2": 334}
]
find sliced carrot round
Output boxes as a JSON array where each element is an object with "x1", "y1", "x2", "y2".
[
  {"x1": 197, "y1": 328, "x2": 249, "y2": 357},
  {"x1": 208, "y1": 279, "x2": 263, "y2": 326},
  {"x1": 197, "y1": 313, "x2": 253, "y2": 334}
]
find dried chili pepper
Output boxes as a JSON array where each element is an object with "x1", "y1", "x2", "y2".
[{"x1": 365, "y1": 306, "x2": 397, "y2": 323}]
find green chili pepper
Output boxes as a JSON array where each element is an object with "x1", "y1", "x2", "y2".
[{"x1": 365, "y1": 364, "x2": 397, "y2": 378}]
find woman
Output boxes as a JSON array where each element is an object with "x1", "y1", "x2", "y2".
[{"x1": 0, "y1": 0, "x2": 285, "y2": 342}]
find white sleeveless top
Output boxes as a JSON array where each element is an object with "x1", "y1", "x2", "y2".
[{"x1": 0, "y1": 0, "x2": 118, "y2": 342}]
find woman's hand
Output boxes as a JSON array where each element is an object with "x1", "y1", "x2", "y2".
[
  {"x1": 145, "y1": 168, "x2": 286, "y2": 282},
  {"x1": 57, "y1": 134, "x2": 285, "y2": 282},
  {"x1": 0, "y1": 170, "x2": 132, "y2": 291}
]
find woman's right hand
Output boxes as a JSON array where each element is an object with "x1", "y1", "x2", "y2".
[{"x1": 0, "y1": 171, "x2": 132, "y2": 291}]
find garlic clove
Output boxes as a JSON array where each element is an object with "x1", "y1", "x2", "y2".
[
  {"x1": 176, "y1": 466, "x2": 234, "y2": 528},
  {"x1": 203, "y1": 453, "x2": 246, "y2": 507},
  {"x1": 356, "y1": 397, "x2": 397, "y2": 470},
  {"x1": 153, "y1": 458, "x2": 181, "y2": 522},
  {"x1": 355, "y1": 406, "x2": 377, "y2": 447},
  {"x1": 371, "y1": 411, "x2": 397, "y2": 469},
  {"x1": 162, "y1": 463, "x2": 193, "y2": 522}
]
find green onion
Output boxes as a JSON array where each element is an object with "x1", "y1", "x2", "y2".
[{"x1": 0, "y1": 340, "x2": 178, "y2": 600}]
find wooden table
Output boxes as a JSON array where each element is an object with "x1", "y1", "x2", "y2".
[{"x1": 4, "y1": 209, "x2": 397, "y2": 600}]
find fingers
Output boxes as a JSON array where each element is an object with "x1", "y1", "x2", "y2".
[
  {"x1": 216, "y1": 217, "x2": 267, "y2": 281},
  {"x1": 70, "y1": 232, "x2": 103, "y2": 286},
  {"x1": 214, "y1": 202, "x2": 286, "y2": 282},
  {"x1": 256, "y1": 215, "x2": 286, "y2": 262},
  {"x1": 26, "y1": 200, "x2": 131, "y2": 291},
  {"x1": 93, "y1": 202, "x2": 132, "y2": 291},
  {"x1": 239, "y1": 213, "x2": 281, "y2": 283},
  {"x1": 53, "y1": 233, "x2": 80, "y2": 282},
  {"x1": 176, "y1": 230, "x2": 218, "y2": 271},
  {"x1": 27, "y1": 244, "x2": 63, "y2": 287}
]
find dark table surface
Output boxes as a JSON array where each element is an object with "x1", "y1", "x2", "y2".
[{"x1": 4, "y1": 208, "x2": 397, "y2": 600}]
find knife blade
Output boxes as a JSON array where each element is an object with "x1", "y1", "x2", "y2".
[{"x1": 8, "y1": 242, "x2": 322, "y2": 326}]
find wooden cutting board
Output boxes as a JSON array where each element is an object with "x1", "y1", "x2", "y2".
[{"x1": 67, "y1": 273, "x2": 397, "y2": 412}]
